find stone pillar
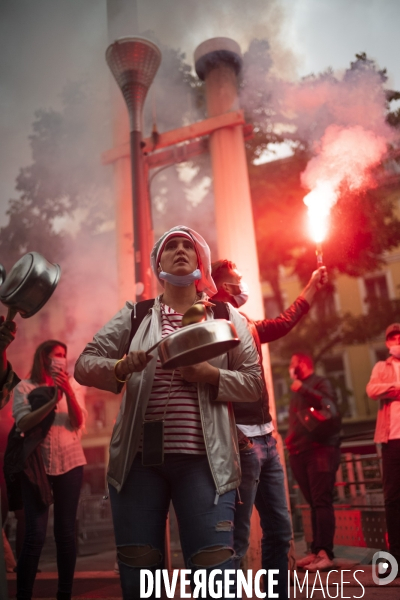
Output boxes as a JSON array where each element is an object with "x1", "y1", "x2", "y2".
[{"x1": 194, "y1": 37, "x2": 263, "y2": 320}]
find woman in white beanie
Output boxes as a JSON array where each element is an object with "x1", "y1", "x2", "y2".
[{"x1": 75, "y1": 226, "x2": 262, "y2": 599}]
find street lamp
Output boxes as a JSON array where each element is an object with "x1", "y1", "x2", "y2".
[{"x1": 106, "y1": 37, "x2": 161, "y2": 299}]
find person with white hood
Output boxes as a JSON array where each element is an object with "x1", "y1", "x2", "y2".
[
  {"x1": 74, "y1": 226, "x2": 263, "y2": 599},
  {"x1": 366, "y1": 323, "x2": 400, "y2": 574}
]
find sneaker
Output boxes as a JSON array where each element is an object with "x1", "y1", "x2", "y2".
[
  {"x1": 296, "y1": 553, "x2": 317, "y2": 568},
  {"x1": 306, "y1": 550, "x2": 334, "y2": 572}
]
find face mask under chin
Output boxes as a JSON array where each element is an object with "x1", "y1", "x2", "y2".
[{"x1": 159, "y1": 268, "x2": 202, "y2": 287}]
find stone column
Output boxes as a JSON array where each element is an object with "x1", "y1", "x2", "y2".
[{"x1": 194, "y1": 37, "x2": 263, "y2": 320}]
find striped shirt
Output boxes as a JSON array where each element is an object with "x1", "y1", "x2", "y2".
[{"x1": 143, "y1": 304, "x2": 206, "y2": 454}]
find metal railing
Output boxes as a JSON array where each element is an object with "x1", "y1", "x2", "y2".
[{"x1": 293, "y1": 450, "x2": 387, "y2": 549}]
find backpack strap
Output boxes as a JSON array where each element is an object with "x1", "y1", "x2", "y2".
[
  {"x1": 125, "y1": 299, "x2": 229, "y2": 355},
  {"x1": 126, "y1": 299, "x2": 155, "y2": 355},
  {"x1": 212, "y1": 300, "x2": 230, "y2": 320}
]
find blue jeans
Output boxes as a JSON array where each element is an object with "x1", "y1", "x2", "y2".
[
  {"x1": 17, "y1": 466, "x2": 83, "y2": 600},
  {"x1": 235, "y1": 434, "x2": 292, "y2": 599},
  {"x1": 109, "y1": 453, "x2": 237, "y2": 600}
]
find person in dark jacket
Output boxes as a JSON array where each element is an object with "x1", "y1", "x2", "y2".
[
  {"x1": 287, "y1": 353, "x2": 341, "y2": 572},
  {"x1": 211, "y1": 260, "x2": 326, "y2": 599},
  {"x1": 0, "y1": 314, "x2": 18, "y2": 598}
]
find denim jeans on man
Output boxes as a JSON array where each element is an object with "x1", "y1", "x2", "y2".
[
  {"x1": 289, "y1": 446, "x2": 340, "y2": 560},
  {"x1": 17, "y1": 465, "x2": 83, "y2": 600},
  {"x1": 234, "y1": 434, "x2": 292, "y2": 599},
  {"x1": 109, "y1": 453, "x2": 237, "y2": 600}
]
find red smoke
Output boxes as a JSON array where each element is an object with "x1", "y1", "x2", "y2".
[{"x1": 301, "y1": 124, "x2": 388, "y2": 243}]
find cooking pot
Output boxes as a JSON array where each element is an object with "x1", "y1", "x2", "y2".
[
  {"x1": 154, "y1": 319, "x2": 240, "y2": 370},
  {"x1": 0, "y1": 252, "x2": 61, "y2": 319}
]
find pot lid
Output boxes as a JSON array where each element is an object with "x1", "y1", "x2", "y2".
[{"x1": 0, "y1": 253, "x2": 34, "y2": 300}]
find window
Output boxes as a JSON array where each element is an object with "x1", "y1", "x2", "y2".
[
  {"x1": 374, "y1": 347, "x2": 388, "y2": 363},
  {"x1": 321, "y1": 355, "x2": 353, "y2": 418},
  {"x1": 272, "y1": 367, "x2": 290, "y2": 425},
  {"x1": 263, "y1": 295, "x2": 281, "y2": 319},
  {"x1": 364, "y1": 275, "x2": 389, "y2": 302},
  {"x1": 310, "y1": 284, "x2": 337, "y2": 321}
]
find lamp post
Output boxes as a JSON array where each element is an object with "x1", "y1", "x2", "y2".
[{"x1": 106, "y1": 37, "x2": 161, "y2": 300}]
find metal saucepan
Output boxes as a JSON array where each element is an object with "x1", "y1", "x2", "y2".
[
  {"x1": 0, "y1": 252, "x2": 61, "y2": 320},
  {"x1": 154, "y1": 319, "x2": 240, "y2": 370}
]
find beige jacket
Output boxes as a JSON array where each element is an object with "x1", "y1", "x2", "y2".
[
  {"x1": 366, "y1": 356, "x2": 400, "y2": 443},
  {"x1": 74, "y1": 296, "x2": 263, "y2": 495}
]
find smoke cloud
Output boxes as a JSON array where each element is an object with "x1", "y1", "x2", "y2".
[
  {"x1": 301, "y1": 125, "x2": 388, "y2": 193},
  {"x1": 240, "y1": 44, "x2": 398, "y2": 239}
]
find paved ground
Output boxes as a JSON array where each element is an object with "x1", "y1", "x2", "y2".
[{"x1": 6, "y1": 543, "x2": 400, "y2": 599}]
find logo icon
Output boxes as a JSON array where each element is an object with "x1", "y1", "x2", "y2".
[{"x1": 372, "y1": 551, "x2": 398, "y2": 585}]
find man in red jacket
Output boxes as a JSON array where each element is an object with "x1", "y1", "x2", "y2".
[{"x1": 211, "y1": 260, "x2": 326, "y2": 598}]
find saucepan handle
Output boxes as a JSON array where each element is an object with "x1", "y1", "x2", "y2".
[
  {"x1": 6, "y1": 307, "x2": 18, "y2": 322},
  {"x1": 146, "y1": 340, "x2": 161, "y2": 356}
]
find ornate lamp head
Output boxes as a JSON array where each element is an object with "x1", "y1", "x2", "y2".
[{"x1": 106, "y1": 37, "x2": 161, "y2": 132}]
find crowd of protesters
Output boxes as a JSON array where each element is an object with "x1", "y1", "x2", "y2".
[{"x1": 0, "y1": 225, "x2": 399, "y2": 599}]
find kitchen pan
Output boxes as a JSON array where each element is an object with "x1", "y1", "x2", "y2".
[
  {"x1": 0, "y1": 252, "x2": 61, "y2": 320},
  {"x1": 153, "y1": 319, "x2": 240, "y2": 370}
]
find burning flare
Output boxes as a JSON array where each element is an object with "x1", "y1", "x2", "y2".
[
  {"x1": 303, "y1": 181, "x2": 337, "y2": 244},
  {"x1": 301, "y1": 125, "x2": 388, "y2": 265}
]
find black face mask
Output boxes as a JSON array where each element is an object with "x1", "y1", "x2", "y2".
[{"x1": 289, "y1": 365, "x2": 303, "y2": 380}]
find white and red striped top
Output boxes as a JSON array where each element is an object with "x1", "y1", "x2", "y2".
[{"x1": 143, "y1": 304, "x2": 206, "y2": 455}]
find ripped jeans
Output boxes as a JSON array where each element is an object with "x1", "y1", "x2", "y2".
[{"x1": 109, "y1": 453, "x2": 237, "y2": 599}]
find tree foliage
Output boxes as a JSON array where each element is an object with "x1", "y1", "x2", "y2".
[
  {"x1": 0, "y1": 37, "x2": 211, "y2": 276},
  {"x1": 0, "y1": 80, "x2": 113, "y2": 271},
  {"x1": 244, "y1": 48, "x2": 400, "y2": 307},
  {"x1": 270, "y1": 296, "x2": 400, "y2": 366}
]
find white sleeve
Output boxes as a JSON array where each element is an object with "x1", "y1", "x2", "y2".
[
  {"x1": 69, "y1": 377, "x2": 88, "y2": 430},
  {"x1": 12, "y1": 380, "x2": 35, "y2": 427}
]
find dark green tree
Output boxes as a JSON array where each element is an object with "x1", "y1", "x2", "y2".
[
  {"x1": 243, "y1": 48, "x2": 400, "y2": 311},
  {"x1": 0, "y1": 80, "x2": 113, "y2": 271}
]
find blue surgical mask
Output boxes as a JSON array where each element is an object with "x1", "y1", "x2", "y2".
[
  {"x1": 226, "y1": 281, "x2": 249, "y2": 307},
  {"x1": 159, "y1": 268, "x2": 201, "y2": 287}
]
